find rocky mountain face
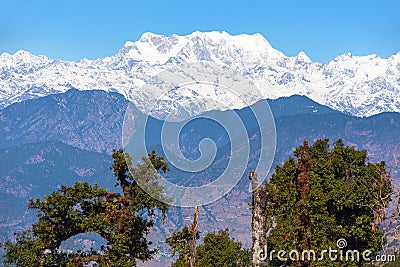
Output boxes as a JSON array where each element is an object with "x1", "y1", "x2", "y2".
[
  {"x1": 1, "y1": 31, "x2": 399, "y2": 117},
  {"x1": 0, "y1": 89, "x2": 129, "y2": 153}
]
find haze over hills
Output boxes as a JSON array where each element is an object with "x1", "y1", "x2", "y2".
[
  {"x1": 0, "y1": 89, "x2": 335, "y2": 153},
  {"x1": 0, "y1": 31, "x2": 399, "y2": 117},
  {"x1": 0, "y1": 90, "x2": 399, "y2": 251}
]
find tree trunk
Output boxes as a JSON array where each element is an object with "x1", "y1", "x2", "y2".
[
  {"x1": 249, "y1": 172, "x2": 268, "y2": 267},
  {"x1": 186, "y1": 206, "x2": 199, "y2": 267},
  {"x1": 295, "y1": 140, "x2": 311, "y2": 267}
]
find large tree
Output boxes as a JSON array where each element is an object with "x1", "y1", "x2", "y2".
[
  {"x1": 1, "y1": 150, "x2": 170, "y2": 267},
  {"x1": 263, "y1": 139, "x2": 393, "y2": 267}
]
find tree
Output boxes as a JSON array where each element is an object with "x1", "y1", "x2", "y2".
[
  {"x1": 263, "y1": 139, "x2": 393, "y2": 267},
  {"x1": 1, "y1": 150, "x2": 170, "y2": 266},
  {"x1": 166, "y1": 207, "x2": 200, "y2": 267},
  {"x1": 249, "y1": 171, "x2": 268, "y2": 267},
  {"x1": 167, "y1": 228, "x2": 251, "y2": 267}
]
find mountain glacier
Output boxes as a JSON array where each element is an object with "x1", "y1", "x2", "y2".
[{"x1": 0, "y1": 31, "x2": 399, "y2": 117}]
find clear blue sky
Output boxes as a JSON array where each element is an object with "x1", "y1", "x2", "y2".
[{"x1": 1, "y1": 0, "x2": 399, "y2": 63}]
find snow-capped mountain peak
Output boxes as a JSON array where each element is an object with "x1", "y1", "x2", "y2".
[
  {"x1": 0, "y1": 31, "x2": 399, "y2": 118},
  {"x1": 0, "y1": 50, "x2": 48, "y2": 65},
  {"x1": 296, "y1": 51, "x2": 312, "y2": 63},
  {"x1": 116, "y1": 31, "x2": 281, "y2": 65}
]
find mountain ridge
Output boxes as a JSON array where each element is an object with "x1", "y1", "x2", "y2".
[
  {"x1": 0, "y1": 89, "x2": 337, "y2": 154},
  {"x1": 1, "y1": 90, "x2": 399, "y2": 250},
  {"x1": 1, "y1": 31, "x2": 399, "y2": 117}
]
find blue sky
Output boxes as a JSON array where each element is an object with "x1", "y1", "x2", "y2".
[{"x1": 1, "y1": 0, "x2": 399, "y2": 63}]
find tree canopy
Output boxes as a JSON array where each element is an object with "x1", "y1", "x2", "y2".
[
  {"x1": 167, "y1": 228, "x2": 251, "y2": 267},
  {"x1": 1, "y1": 150, "x2": 170, "y2": 267},
  {"x1": 1, "y1": 139, "x2": 395, "y2": 267},
  {"x1": 264, "y1": 139, "x2": 393, "y2": 267}
]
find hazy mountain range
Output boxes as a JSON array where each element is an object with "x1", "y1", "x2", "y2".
[{"x1": 1, "y1": 90, "x2": 399, "y2": 251}]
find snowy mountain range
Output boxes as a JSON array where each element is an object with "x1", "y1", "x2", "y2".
[{"x1": 1, "y1": 31, "x2": 399, "y2": 118}]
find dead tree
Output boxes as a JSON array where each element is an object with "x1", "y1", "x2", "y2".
[
  {"x1": 295, "y1": 140, "x2": 311, "y2": 201},
  {"x1": 186, "y1": 206, "x2": 199, "y2": 267},
  {"x1": 249, "y1": 171, "x2": 268, "y2": 267},
  {"x1": 295, "y1": 140, "x2": 311, "y2": 267}
]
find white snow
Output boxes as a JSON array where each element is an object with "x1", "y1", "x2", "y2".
[{"x1": 0, "y1": 31, "x2": 399, "y2": 118}]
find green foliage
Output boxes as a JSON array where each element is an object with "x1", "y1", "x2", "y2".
[
  {"x1": 195, "y1": 229, "x2": 251, "y2": 267},
  {"x1": 168, "y1": 229, "x2": 251, "y2": 267},
  {"x1": 1, "y1": 150, "x2": 170, "y2": 266},
  {"x1": 265, "y1": 139, "x2": 393, "y2": 267},
  {"x1": 111, "y1": 149, "x2": 170, "y2": 216},
  {"x1": 166, "y1": 226, "x2": 200, "y2": 257}
]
